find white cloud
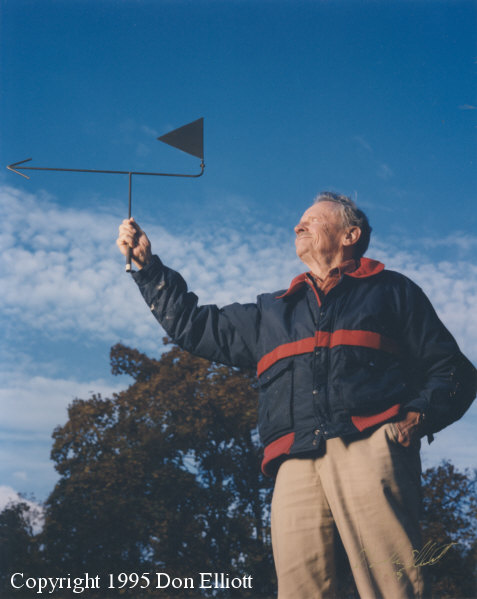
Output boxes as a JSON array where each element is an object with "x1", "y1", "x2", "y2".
[
  {"x1": 1, "y1": 182, "x2": 476, "y2": 360},
  {"x1": 1, "y1": 185, "x2": 155, "y2": 349},
  {"x1": 420, "y1": 233, "x2": 477, "y2": 253},
  {"x1": 0, "y1": 370, "x2": 125, "y2": 435},
  {"x1": 3, "y1": 183, "x2": 475, "y2": 359},
  {"x1": 0, "y1": 185, "x2": 301, "y2": 352}
]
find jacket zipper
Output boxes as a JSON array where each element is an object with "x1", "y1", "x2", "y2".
[
  {"x1": 307, "y1": 276, "x2": 342, "y2": 439},
  {"x1": 306, "y1": 276, "x2": 326, "y2": 440}
]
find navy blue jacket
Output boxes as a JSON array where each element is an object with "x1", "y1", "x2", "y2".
[{"x1": 132, "y1": 255, "x2": 476, "y2": 474}]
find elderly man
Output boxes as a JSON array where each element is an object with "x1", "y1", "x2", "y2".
[{"x1": 117, "y1": 192, "x2": 475, "y2": 599}]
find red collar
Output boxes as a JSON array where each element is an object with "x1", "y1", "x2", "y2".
[{"x1": 277, "y1": 258, "x2": 385, "y2": 298}]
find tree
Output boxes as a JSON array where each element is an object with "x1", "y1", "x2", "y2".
[
  {"x1": 40, "y1": 341, "x2": 275, "y2": 598},
  {"x1": 0, "y1": 501, "x2": 41, "y2": 598},
  {"x1": 420, "y1": 461, "x2": 477, "y2": 599}
]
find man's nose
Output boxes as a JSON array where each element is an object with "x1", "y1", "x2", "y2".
[{"x1": 295, "y1": 222, "x2": 306, "y2": 234}]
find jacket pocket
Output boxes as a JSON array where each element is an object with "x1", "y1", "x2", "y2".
[
  {"x1": 334, "y1": 347, "x2": 409, "y2": 414},
  {"x1": 258, "y1": 360, "x2": 294, "y2": 444}
]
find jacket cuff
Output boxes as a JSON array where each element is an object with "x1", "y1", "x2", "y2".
[
  {"x1": 130, "y1": 255, "x2": 164, "y2": 285},
  {"x1": 403, "y1": 398, "x2": 428, "y2": 418}
]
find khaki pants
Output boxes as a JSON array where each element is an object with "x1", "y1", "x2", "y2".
[{"x1": 271, "y1": 423, "x2": 429, "y2": 599}]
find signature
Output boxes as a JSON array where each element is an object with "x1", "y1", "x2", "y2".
[{"x1": 353, "y1": 540, "x2": 458, "y2": 579}]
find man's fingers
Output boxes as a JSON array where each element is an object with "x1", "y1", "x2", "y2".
[
  {"x1": 119, "y1": 224, "x2": 138, "y2": 238},
  {"x1": 118, "y1": 222, "x2": 144, "y2": 245},
  {"x1": 118, "y1": 231, "x2": 137, "y2": 248},
  {"x1": 117, "y1": 230, "x2": 144, "y2": 259},
  {"x1": 395, "y1": 420, "x2": 419, "y2": 447},
  {"x1": 119, "y1": 218, "x2": 142, "y2": 234}
]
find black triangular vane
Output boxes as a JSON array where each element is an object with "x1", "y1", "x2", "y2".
[{"x1": 158, "y1": 118, "x2": 204, "y2": 160}]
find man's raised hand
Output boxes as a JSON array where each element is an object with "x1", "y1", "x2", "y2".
[{"x1": 117, "y1": 218, "x2": 152, "y2": 270}]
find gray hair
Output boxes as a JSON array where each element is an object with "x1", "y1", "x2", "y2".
[{"x1": 314, "y1": 191, "x2": 372, "y2": 259}]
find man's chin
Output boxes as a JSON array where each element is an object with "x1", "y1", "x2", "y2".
[
  {"x1": 295, "y1": 239, "x2": 308, "y2": 252},
  {"x1": 295, "y1": 248, "x2": 310, "y2": 266}
]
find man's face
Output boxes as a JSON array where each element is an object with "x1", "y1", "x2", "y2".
[{"x1": 294, "y1": 201, "x2": 347, "y2": 268}]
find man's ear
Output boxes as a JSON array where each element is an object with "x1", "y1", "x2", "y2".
[{"x1": 343, "y1": 226, "x2": 361, "y2": 247}]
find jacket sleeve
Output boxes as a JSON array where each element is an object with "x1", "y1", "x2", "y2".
[
  {"x1": 131, "y1": 255, "x2": 260, "y2": 369},
  {"x1": 397, "y1": 278, "x2": 476, "y2": 435}
]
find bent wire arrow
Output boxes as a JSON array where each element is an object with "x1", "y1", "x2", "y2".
[{"x1": 7, "y1": 118, "x2": 205, "y2": 271}]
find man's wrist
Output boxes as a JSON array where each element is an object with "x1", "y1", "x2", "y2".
[
  {"x1": 131, "y1": 255, "x2": 163, "y2": 281},
  {"x1": 133, "y1": 252, "x2": 152, "y2": 270}
]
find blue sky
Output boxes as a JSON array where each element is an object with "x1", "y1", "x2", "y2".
[{"x1": 0, "y1": 0, "x2": 476, "y2": 504}]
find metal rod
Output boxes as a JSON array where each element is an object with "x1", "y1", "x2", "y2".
[
  {"x1": 7, "y1": 158, "x2": 205, "y2": 179},
  {"x1": 126, "y1": 173, "x2": 132, "y2": 272}
]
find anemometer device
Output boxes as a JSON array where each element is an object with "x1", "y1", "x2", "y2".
[{"x1": 7, "y1": 118, "x2": 205, "y2": 271}]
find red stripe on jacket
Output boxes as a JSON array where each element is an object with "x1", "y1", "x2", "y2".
[
  {"x1": 351, "y1": 403, "x2": 401, "y2": 432},
  {"x1": 262, "y1": 433, "x2": 295, "y2": 474},
  {"x1": 261, "y1": 403, "x2": 402, "y2": 475},
  {"x1": 257, "y1": 329, "x2": 400, "y2": 377}
]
